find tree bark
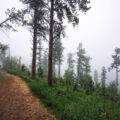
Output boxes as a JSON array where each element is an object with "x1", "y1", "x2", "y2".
[
  {"x1": 48, "y1": 0, "x2": 54, "y2": 87},
  {"x1": 32, "y1": 6, "x2": 38, "y2": 78}
]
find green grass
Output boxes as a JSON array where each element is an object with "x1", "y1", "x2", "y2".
[{"x1": 8, "y1": 71, "x2": 120, "y2": 120}]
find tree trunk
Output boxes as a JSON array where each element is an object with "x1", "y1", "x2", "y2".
[
  {"x1": 48, "y1": 0, "x2": 54, "y2": 87},
  {"x1": 32, "y1": 6, "x2": 38, "y2": 78}
]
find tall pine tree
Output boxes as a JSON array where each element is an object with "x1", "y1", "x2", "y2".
[
  {"x1": 17, "y1": 0, "x2": 48, "y2": 77},
  {"x1": 48, "y1": 0, "x2": 90, "y2": 87}
]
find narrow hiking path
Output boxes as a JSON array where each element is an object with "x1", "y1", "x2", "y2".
[{"x1": 0, "y1": 73, "x2": 56, "y2": 120}]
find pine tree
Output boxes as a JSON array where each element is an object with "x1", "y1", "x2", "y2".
[
  {"x1": 52, "y1": 41, "x2": 58, "y2": 77},
  {"x1": 6, "y1": 0, "x2": 90, "y2": 86},
  {"x1": 0, "y1": 43, "x2": 8, "y2": 67},
  {"x1": 13, "y1": 0, "x2": 48, "y2": 78},
  {"x1": 77, "y1": 43, "x2": 86, "y2": 79},
  {"x1": 93, "y1": 70, "x2": 99, "y2": 86},
  {"x1": 53, "y1": 38, "x2": 64, "y2": 78},
  {"x1": 101, "y1": 66, "x2": 107, "y2": 89},
  {"x1": 42, "y1": 50, "x2": 48, "y2": 78},
  {"x1": 84, "y1": 56, "x2": 91, "y2": 75},
  {"x1": 109, "y1": 48, "x2": 120, "y2": 93},
  {"x1": 37, "y1": 39, "x2": 44, "y2": 77},
  {"x1": 37, "y1": 40, "x2": 43, "y2": 69},
  {"x1": 64, "y1": 53, "x2": 75, "y2": 87},
  {"x1": 57, "y1": 39, "x2": 64, "y2": 78},
  {"x1": 48, "y1": 0, "x2": 90, "y2": 87},
  {"x1": 76, "y1": 42, "x2": 92, "y2": 90},
  {"x1": 67, "y1": 53, "x2": 75, "y2": 72}
]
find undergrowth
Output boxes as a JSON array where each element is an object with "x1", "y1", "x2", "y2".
[{"x1": 7, "y1": 70, "x2": 120, "y2": 120}]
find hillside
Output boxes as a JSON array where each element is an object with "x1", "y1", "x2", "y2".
[{"x1": 6, "y1": 71, "x2": 120, "y2": 120}]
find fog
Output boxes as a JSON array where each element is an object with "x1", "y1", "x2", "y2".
[{"x1": 0, "y1": 0, "x2": 120, "y2": 83}]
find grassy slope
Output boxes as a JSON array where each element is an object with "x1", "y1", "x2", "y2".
[{"x1": 8, "y1": 71, "x2": 120, "y2": 120}]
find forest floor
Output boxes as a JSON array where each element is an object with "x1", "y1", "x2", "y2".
[{"x1": 0, "y1": 73, "x2": 56, "y2": 120}]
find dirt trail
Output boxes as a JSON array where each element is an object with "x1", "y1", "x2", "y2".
[{"x1": 0, "y1": 73, "x2": 56, "y2": 120}]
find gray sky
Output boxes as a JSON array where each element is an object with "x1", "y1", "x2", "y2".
[{"x1": 0, "y1": 0, "x2": 120, "y2": 83}]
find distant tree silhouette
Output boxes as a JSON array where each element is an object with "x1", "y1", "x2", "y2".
[
  {"x1": 109, "y1": 48, "x2": 120, "y2": 93},
  {"x1": 94, "y1": 70, "x2": 99, "y2": 86},
  {"x1": 64, "y1": 53, "x2": 75, "y2": 87},
  {"x1": 101, "y1": 66, "x2": 107, "y2": 89},
  {"x1": 0, "y1": 42, "x2": 8, "y2": 65},
  {"x1": 53, "y1": 38, "x2": 64, "y2": 78}
]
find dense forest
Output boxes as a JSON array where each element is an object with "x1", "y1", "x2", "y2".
[{"x1": 0, "y1": 0, "x2": 120, "y2": 120}]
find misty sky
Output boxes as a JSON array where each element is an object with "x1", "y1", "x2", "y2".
[{"x1": 0, "y1": 0, "x2": 120, "y2": 83}]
